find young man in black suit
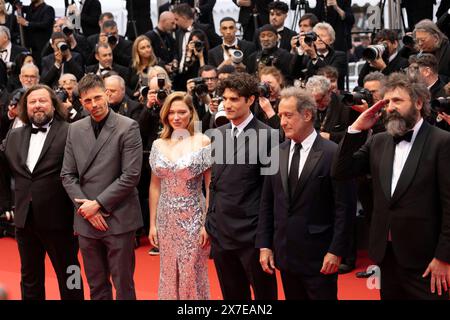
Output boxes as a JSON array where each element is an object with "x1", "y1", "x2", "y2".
[
  {"x1": 0, "y1": 85, "x2": 83, "y2": 300},
  {"x1": 85, "y1": 43, "x2": 129, "y2": 83},
  {"x1": 333, "y1": 72, "x2": 450, "y2": 299},
  {"x1": 256, "y1": 86, "x2": 354, "y2": 300},
  {"x1": 205, "y1": 72, "x2": 278, "y2": 300},
  {"x1": 207, "y1": 17, "x2": 255, "y2": 70}
]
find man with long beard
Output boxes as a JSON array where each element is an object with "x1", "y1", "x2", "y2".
[{"x1": 333, "y1": 72, "x2": 450, "y2": 300}]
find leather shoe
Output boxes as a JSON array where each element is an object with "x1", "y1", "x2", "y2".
[{"x1": 338, "y1": 263, "x2": 355, "y2": 274}]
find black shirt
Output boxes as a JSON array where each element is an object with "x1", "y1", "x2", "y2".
[{"x1": 90, "y1": 109, "x2": 110, "y2": 138}]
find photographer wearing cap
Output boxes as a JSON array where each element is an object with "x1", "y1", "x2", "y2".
[
  {"x1": 357, "y1": 29, "x2": 409, "y2": 87},
  {"x1": 40, "y1": 32, "x2": 84, "y2": 89},
  {"x1": 208, "y1": 17, "x2": 255, "y2": 71},
  {"x1": 246, "y1": 24, "x2": 294, "y2": 82}
]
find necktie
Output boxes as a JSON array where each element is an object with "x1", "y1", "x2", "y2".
[
  {"x1": 393, "y1": 130, "x2": 413, "y2": 144},
  {"x1": 31, "y1": 127, "x2": 47, "y2": 134},
  {"x1": 288, "y1": 143, "x2": 302, "y2": 198}
]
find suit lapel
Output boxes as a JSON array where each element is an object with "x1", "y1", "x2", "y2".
[
  {"x1": 391, "y1": 121, "x2": 430, "y2": 204},
  {"x1": 80, "y1": 111, "x2": 117, "y2": 177},
  {"x1": 379, "y1": 135, "x2": 395, "y2": 201},
  {"x1": 279, "y1": 141, "x2": 290, "y2": 198},
  {"x1": 19, "y1": 126, "x2": 32, "y2": 176},
  {"x1": 292, "y1": 135, "x2": 323, "y2": 200}
]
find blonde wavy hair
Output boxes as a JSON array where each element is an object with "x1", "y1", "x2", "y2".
[
  {"x1": 131, "y1": 35, "x2": 157, "y2": 72},
  {"x1": 159, "y1": 92, "x2": 199, "y2": 139}
]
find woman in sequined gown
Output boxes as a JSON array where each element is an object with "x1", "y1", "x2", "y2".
[{"x1": 149, "y1": 92, "x2": 212, "y2": 300}]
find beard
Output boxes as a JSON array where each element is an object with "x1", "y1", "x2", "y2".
[
  {"x1": 30, "y1": 110, "x2": 53, "y2": 127},
  {"x1": 384, "y1": 105, "x2": 418, "y2": 137}
]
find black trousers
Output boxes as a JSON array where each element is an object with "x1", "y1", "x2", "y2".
[
  {"x1": 280, "y1": 269, "x2": 338, "y2": 300},
  {"x1": 212, "y1": 244, "x2": 278, "y2": 300},
  {"x1": 379, "y1": 243, "x2": 449, "y2": 300},
  {"x1": 15, "y1": 207, "x2": 84, "y2": 300}
]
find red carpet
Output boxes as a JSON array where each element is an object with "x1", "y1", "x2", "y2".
[{"x1": 0, "y1": 237, "x2": 380, "y2": 300}]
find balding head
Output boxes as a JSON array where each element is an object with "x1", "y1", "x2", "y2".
[
  {"x1": 159, "y1": 11, "x2": 176, "y2": 33},
  {"x1": 104, "y1": 75, "x2": 125, "y2": 105}
]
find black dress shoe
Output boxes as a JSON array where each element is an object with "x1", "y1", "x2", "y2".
[{"x1": 338, "y1": 263, "x2": 356, "y2": 274}]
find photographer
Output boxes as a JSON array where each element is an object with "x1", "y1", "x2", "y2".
[
  {"x1": 408, "y1": 53, "x2": 446, "y2": 100},
  {"x1": 58, "y1": 73, "x2": 85, "y2": 123},
  {"x1": 87, "y1": 19, "x2": 132, "y2": 68},
  {"x1": 290, "y1": 13, "x2": 318, "y2": 55},
  {"x1": 246, "y1": 24, "x2": 294, "y2": 82},
  {"x1": 253, "y1": 66, "x2": 282, "y2": 130},
  {"x1": 292, "y1": 22, "x2": 347, "y2": 90},
  {"x1": 306, "y1": 75, "x2": 353, "y2": 143},
  {"x1": 0, "y1": 26, "x2": 27, "y2": 71},
  {"x1": 40, "y1": 32, "x2": 84, "y2": 88},
  {"x1": 41, "y1": 17, "x2": 91, "y2": 65},
  {"x1": 357, "y1": 29, "x2": 409, "y2": 87},
  {"x1": 436, "y1": 83, "x2": 450, "y2": 131}
]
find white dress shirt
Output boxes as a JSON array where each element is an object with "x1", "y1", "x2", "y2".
[
  {"x1": 179, "y1": 25, "x2": 193, "y2": 73},
  {"x1": 0, "y1": 41, "x2": 11, "y2": 62},
  {"x1": 26, "y1": 121, "x2": 52, "y2": 173},
  {"x1": 230, "y1": 112, "x2": 254, "y2": 138},
  {"x1": 222, "y1": 38, "x2": 239, "y2": 62},
  {"x1": 391, "y1": 118, "x2": 423, "y2": 196},
  {"x1": 288, "y1": 129, "x2": 317, "y2": 178}
]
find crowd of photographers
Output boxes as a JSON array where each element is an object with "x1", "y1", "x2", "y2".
[{"x1": 1, "y1": 0, "x2": 450, "y2": 276}]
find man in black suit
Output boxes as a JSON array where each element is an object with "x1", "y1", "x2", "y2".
[
  {"x1": 87, "y1": 20, "x2": 132, "y2": 68},
  {"x1": 0, "y1": 84, "x2": 83, "y2": 300},
  {"x1": 358, "y1": 29, "x2": 409, "y2": 87},
  {"x1": 408, "y1": 53, "x2": 446, "y2": 101},
  {"x1": 17, "y1": 0, "x2": 55, "y2": 68},
  {"x1": 256, "y1": 86, "x2": 354, "y2": 300},
  {"x1": 80, "y1": 0, "x2": 102, "y2": 38},
  {"x1": 104, "y1": 75, "x2": 143, "y2": 121},
  {"x1": 86, "y1": 43, "x2": 129, "y2": 83},
  {"x1": 208, "y1": 17, "x2": 255, "y2": 70},
  {"x1": 232, "y1": 0, "x2": 273, "y2": 42},
  {"x1": 254, "y1": 1, "x2": 297, "y2": 52},
  {"x1": 205, "y1": 72, "x2": 278, "y2": 300},
  {"x1": 246, "y1": 24, "x2": 294, "y2": 82},
  {"x1": 0, "y1": 26, "x2": 28, "y2": 68},
  {"x1": 40, "y1": 32, "x2": 84, "y2": 89},
  {"x1": 333, "y1": 72, "x2": 450, "y2": 300}
]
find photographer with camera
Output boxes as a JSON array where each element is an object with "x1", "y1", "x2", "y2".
[
  {"x1": 0, "y1": 26, "x2": 27, "y2": 72},
  {"x1": 57, "y1": 73, "x2": 86, "y2": 123},
  {"x1": 408, "y1": 53, "x2": 446, "y2": 102},
  {"x1": 40, "y1": 32, "x2": 84, "y2": 89},
  {"x1": 40, "y1": 17, "x2": 91, "y2": 65},
  {"x1": 247, "y1": 24, "x2": 294, "y2": 82},
  {"x1": 357, "y1": 29, "x2": 409, "y2": 87},
  {"x1": 293, "y1": 22, "x2": 347, "y2": 90},
  {"x1": 87, "y1": 19, "x2": 132, "y2": 68},
  {"x1": 306, "y1": 75, "x2": 353, "y2": 143},
  {"x1": 208, "y1": 17, "x2": 255, "y2": 71}
]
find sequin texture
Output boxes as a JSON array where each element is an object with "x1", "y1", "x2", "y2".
[{"x1": 149, "y1": 142, "x2": 212, "y2": 300}]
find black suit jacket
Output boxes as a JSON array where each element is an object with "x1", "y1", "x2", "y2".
[
  {"x1": 0, "y1": 118, "x2": 74, "y2": 230},
  {"x1": 333, "y1": 121, "x2": 450, "y2": 269},
  {"x1": 145, "y1": 27, "x2": 178, "y2": 64},
  {"x1": 247, "y1": 47, "x2": 294, "y2": 82},
  {"x1": 175, "y1": 22, "x2": 221, "y2": 58},
  {"x1": 256, "y1": 136, "x2": 354, "y2": 275},
  {"x1": 207, "y1": 40, "x2": 256, "y2": 68},
  {"x1": 9, "y1": 44, "x2": 28, "y2": 63},
  {"x1": 254, "y1": 27, "x2": 298, "y2": 52},
  {"x1": 40, "y1": 52, "x2": 85, "y2": 88},
  {"x1": 205, "y1": 117, "x2": 277, "y2": 250},
  {"x1": 81, "y1": 0, "x2": 101, "y2": 37},
  {"x1": 305, "y1": 48, "x2": 348, "y2": 90},
  {"x1": 85, "y1": 63, "x2": 130, "y2": 84},
  {"x1": 110, "y1": 97, "x2": 143, "y2": 122}
]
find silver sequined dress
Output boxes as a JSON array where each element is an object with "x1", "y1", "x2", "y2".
[{"x1": 149, "y1": 142, "x2": 212, "y2": 300}]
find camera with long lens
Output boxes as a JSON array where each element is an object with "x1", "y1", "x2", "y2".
[
  {"x1": 231, "y1": 50, "x2": 244, "y2": 65},
  {"x1": 430, "y1": 97, "x2": 450, "y2": 114},
  {"x1": 156, "y1": 74, "x2": 168, "y2": 102},
  {"x1": 107, "y1": 33, "x2": 118, "y2": 46},
  {"x1": 259, "y1": 50, "x2": 277, "y2": 66},
  {"x1": 194, "y1": 40, "x2": 204, "y2": 52},
  {"x1": 55, "y1": 87, "x2": 69, "y2": 102},
  {"x1": 191, "y1": 77, "x2": 209, "y2": 97},
  {"x1": 57, "y1": 41, "x2": 69, "y2": 52},
  {"x1": 402, "y1": 34, "x2": 415, "y2": 47},
  {"x1": 62, "y1": 24, "x2": 74, "y2": 36},
  {"x1": 362, "y1": 43, "x2": 387, "y2": 61},
  {"x1": 257, "y1": 82, "x2": 271, "y2": 99},
  {"x1": 341, "y1": 87, "x2": 373, "y2": 106},
  {"x1": 303, "y1": 31, "x2": 317, "y2": 45},
  {"x1": 214, "y1": 101, "x2": 229, "y2": 127}
]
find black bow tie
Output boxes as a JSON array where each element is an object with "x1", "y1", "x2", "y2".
[
  {"x1": 0, "y1": 49, "x2": 6, "y2": 53},
  {"x1": 224, "y1": 45, "x2": 236, "y2": 51},
  {"x1": 31, "y1": 127, "x2": 47, "y2": 134},
  {"x1": 100, "y1": 67, "x2": 111, "y2": 72},
  {"x1": 393, "y1": 130, "x2": 413, "y2": 144}
]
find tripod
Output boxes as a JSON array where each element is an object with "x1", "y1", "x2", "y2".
[{"x1": 291, "y1": 0, "x2": 309, "y2": 31}]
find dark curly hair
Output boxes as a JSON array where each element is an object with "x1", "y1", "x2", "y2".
[{"x1": 217, "y1": 72, "x2": 258, "y2": 100}]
